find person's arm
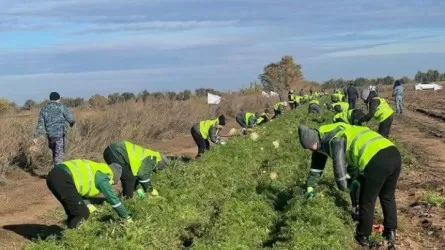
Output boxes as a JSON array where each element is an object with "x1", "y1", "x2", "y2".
[
  {"x1": 96, "y1": 173, "x2": 130, "y2": 218},
  {"x1": 248, "y1": 116, "x2": 256, "y2": 128},
  {"x1": 330, "y1": 137, "x2": 348, "y2": 191},
  {"x1": 62, "y1": 105, "x2": 75, "y2": 127},
  {"x1": 137, "y1": 157, "x2": 156, "y2": 192},
  {"x1": 33, "y1": 109, "x2": 46, "y2": 137},
  {"x1": 306, "y1": 151, "x2": 328, "y2": 189},
  {"x1": 209, "y1": 126, "x2": 219, "y2": 144},
  {"x1": 360, "y1": 99, "x2": 379, "y2": 123}
]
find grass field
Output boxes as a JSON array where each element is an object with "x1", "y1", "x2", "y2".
[{"x1": 25, "y1": 100, "x2": 358, "y2": 250}]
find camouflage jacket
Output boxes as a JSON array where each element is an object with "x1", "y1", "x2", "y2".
[{"x1": 34, "y1": 101, "x2": 75, "y2": 138}]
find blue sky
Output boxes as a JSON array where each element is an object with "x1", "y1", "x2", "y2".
[{"x1": 1, "y1": 0, "x2": 445, "y2": 104}]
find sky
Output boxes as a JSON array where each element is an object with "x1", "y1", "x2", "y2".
[{"x1": 1, "y1": 0, "x2": 445, "y2": 104}]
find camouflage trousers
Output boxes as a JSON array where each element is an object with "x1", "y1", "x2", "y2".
[{"x1": 48, "y1": 137, "x2": 65, "y2": 167}]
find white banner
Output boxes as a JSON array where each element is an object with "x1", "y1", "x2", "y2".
[{"x1": 207, "y1": 93, "x2": 221, "y2": 104}]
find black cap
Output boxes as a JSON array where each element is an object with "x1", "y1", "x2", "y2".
[
  {"x1": 218, "y1": 115, "x2": 226, "y2": 126},
  {"x1": 49, "y1": 92, "x2": 60, "y2": 101}
]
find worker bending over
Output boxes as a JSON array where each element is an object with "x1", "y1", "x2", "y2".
[
  {"x1": 236, "y1": 111, "x2": 258, "y2": 135},
  {"x1": 298, "y1": 123, "x2": 400, "y2": 247},
  {"x1": 333, "y1": 109, "x2": 366, "y2": 125},
  {"x1": 308, "y1": 99, "x2": 322, "y2": 114},
  {"x1": 190, "y1": 115, "x2": 226, "y2": 158},
  {"x1": 272, "y1": 101, "x2": 287, "y2": 119},
  {"x1": 331, "y1": 95, "x2": 349, "y2": 113},
  {"x1": 256, "y1": 109, "x2": 271, "y2": 126},
  {"x1": 46, "y1": 159, "x2": 131, "y2": 229},
  {"x1": 358, "y1": 89, "x2": 394, "y2": 138},
  {"x1": 103, "y1": 141, "x2": 169, "y2": 199}
]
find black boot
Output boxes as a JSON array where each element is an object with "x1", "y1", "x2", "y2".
[
  {"x1": 383, "y1": 230, "x2": 396, "y2": 244},
  {"x1": 354, "y1": 234, "x2": 379, "y2": 248}
]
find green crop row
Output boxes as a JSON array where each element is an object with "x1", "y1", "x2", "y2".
[{"x1": 27, "y1": 100, "x2": 357, "y2": 250}]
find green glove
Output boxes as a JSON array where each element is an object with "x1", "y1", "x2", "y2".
[
  {"x1": 306, "y1": 187, "x2": 316, "y2": 199},
  {"x1": 136, "y1": 188, "x2": 145, "y2": 199}
]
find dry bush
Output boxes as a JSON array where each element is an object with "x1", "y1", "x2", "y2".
[{"x1": 0, "y1": 94, "x2": 274, "y2": 181}]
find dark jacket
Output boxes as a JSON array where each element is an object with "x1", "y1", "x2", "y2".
[
  {"x1": 360, "y1": 91, "x2": 380, "y2": 123},
  {"x1": 346, "y1": 86, "x2": 359, "y2": 99}
]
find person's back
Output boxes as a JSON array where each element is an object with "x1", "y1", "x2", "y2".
[
  {"x1": 36, "y1": 101, "x2": 74, "y2": 138},
  {"x1": 393, "y1": 85, "x2": 404, "y2": 97},
  {"x1": 347, "y1": 86, "x2": 358, "y2": 99},
  {"x1": 393, "y1": 81, "x2": 404, "y2": 114}
]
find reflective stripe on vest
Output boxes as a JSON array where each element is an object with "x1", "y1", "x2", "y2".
[
  {"x1": 309, "y1": 100, "x2": 320, "y2": 105},
  {"x1": 372, "y1": 97, "x2": 394, "y2": 122}
]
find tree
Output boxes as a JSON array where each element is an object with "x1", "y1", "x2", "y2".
[
  {"x1": 176, "y1": 90, "x2": 192, "y2": 101},
  {"x1": 259, "y1": 55, "x2": 303, "y2": 92},
  {"x1": 121, "y1": 92, "x2": 136, "y2": 101},
  {"x1": 89, "y1": 94, "x2": 108, "y2": 109},
  {"x1": 152, "y1": 92, "x2": 164, "y2": 99},
  {"x1": 426, "y1": 69, "x2": 440, "y2": 82},
  {"x1": 137, "y1": 90, "x2": 150, "y2": 102},
  {"x1": 440, "y1": 74, "x2": 445, "y2": 82},
  {"x1": 414, "y1": 71, "x2": 427, "y2": 83},
  {"x1": 166, "y1": 91, "x2": 177, "y2": 100},
  {"x1": 108, "y1": 93, "x2": 122, "y2": 104},
  {"x1": 0, "y1": 98, "x2": 11, "y2": 114},
  {"x1": 24, "y1": 99, "x2": 37, "y2": 110}
]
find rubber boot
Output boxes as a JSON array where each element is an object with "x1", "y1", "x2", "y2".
[{"x1": 383, "y1": 230, "x2": 396, "y2": 246}]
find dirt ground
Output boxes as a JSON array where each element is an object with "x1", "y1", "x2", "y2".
[{"x1": 2, "y1": 95, "x2": 445, "y2": 249}]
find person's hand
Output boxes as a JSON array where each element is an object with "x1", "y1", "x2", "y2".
[
  {"x1": 306, "y1": 187, "x2": 316, "y2": 199},
  {"x1": 136, "y1": 188, "x2": 145, "y2": 199},
  {"x1": 87, "y1": 204, "x2": 97, "y2": 213},
  {"x1": 124, "y1": 217, "x2": 133, "y2": 224},
  {"x1": 151, "y1": 189, "x2": 159, "y2": 196}
]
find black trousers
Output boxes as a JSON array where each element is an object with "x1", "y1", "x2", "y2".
[
  {"x1": 103, "y1": 147, "x2": 137, "y2": 199},
  {"x1": 378, "y1": 114, "x2": 393, "y2": 138},
  {"x1": 348, "y1": 98, "x2": 356, "y2": 109},
  {"x1": 191, "y1": 127, "x2": 210, "y2": 157},
  {"x1": 357, "y1": 146, "x2": 401, "y2": 237},
  {"x1": 289, "y1": 102, "x2": 296, "y2": 110},
  {"x1": 272, "y1": 110, "x2": 282, "y2": 119},
  {"x1": 235, "y1": 115, "x2": 247, "y2": 128},
  {"x1": 46, "y1": 167, "x2": 90, "y2": 229}
]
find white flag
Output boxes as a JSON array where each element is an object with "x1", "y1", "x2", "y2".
[
  {"x1": 207, "y1": 93, "x2": 221, "y2": 104},
  {"x1": 270, "y1": 91, "x2": 279, "y2": 97},
  {"x1": 261, "y1": 91, "x2": 270, "y2": 97}
]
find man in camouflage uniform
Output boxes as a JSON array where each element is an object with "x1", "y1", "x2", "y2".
[{"x1": 33, "y1": 92, "x2": 75, "y2": 167}]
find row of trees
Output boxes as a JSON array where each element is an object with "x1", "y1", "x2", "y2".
[
  {"x1": 21, "y1": 88, "x2": 224, "y2": 110},
  {"x1": 322, "y1": 69, "x2": 445, "y2": 89}
]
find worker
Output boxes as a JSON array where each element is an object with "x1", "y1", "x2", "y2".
[
  {"x1": 333, "y1": 109, "x2": 366, "y2": 125},
  {"x1": 331, "y1": 95, "x2": 349, "y2": 113},
  {"x1": 46, "y1": 159, "x2": 131, "y2": 229},
  {"x1": 392, "y1": 80, "x2": 404, "y2": 114},
  {"x1": 298, "y1": 123, "x2": 400, "y2": 247},
  {"x1": 256, "y1": 109, "x2": 271, "y2": 126},
  {"x1": 236, "y1": 111, "x2": 258, "y2": 135},
  {"x1": 293, "y1": 95, "x2": 302, "y2": 107},
  {"x1": 103, "y1": 141, "x2": 169, "y2": 199},
  {"x1": 347, "y1": 83, "x2": 359, "y2": 109},
  {"x1": 288, "y1": 90, "x2": 296, "y2": 110},
  {"x1": 272, "y1": 101, "x2": 287, "y2": 119},
  {"x1": 190, "y1": 115, "x2": 226, "y2": 158},
  {"x1": 308, "y1": 99, "x2": 322, "y2": 114},
  {"x1": 299, "y1": 88, "x2": 305, "y2": 96},
  {"x1": 33, "y1": 92, "x2": 75, "y2": 167},
  {"x1": 302, "y1": 94, "x2": 309, "y2": 104},
  {"x1": 358, "y1": 89, "x2": 394, "y2": 138}
]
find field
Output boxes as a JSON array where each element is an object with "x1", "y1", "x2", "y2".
[{"x1": 1, "y1": 88, "x2": 445, "y2": 249}]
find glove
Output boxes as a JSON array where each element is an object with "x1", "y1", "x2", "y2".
[
  {"x1": 347, "y1": 180, "x2": 360, "y2": 193},
  {"x1": 306, "y1": 187, "x2": 316, "y2": 199},
  {"x1": 136, "y1": 188, "x2": 145, "y2": 199},
  {"x1": 151, "y1": 189, "x2": 159, "y2": 196},
  {"x1": 87, "y1": 204, "x2": 97, "y2": 213},
  {"x1": 124, "y1": 217, "x2": 133, "y2": 223},
  {"x1": 219, "y1": 140, "x2": 227, "y2": 145}
]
